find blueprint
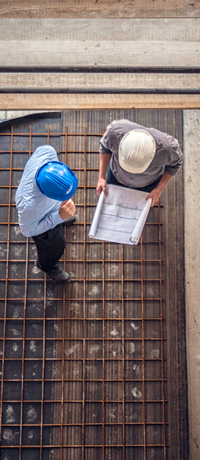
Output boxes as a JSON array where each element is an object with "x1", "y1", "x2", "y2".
[{"x1": 89, "y1": 184, "x2": 152, "y2": 245}]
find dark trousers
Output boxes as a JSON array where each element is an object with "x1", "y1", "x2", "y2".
[
  {"x1": 32, "y1": 224, "x2": 65, "y2": 272},
  {"x1": 106, "y1": 163, "x2": 162, "y2": 193}
]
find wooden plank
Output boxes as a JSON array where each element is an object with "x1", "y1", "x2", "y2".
[
  {"x1": 0, "y1": 0, "x2": 199, "y2": 18},
  {"x1": 0, "y1": 18, "x2": 199, "y2": 42},
  {"x1": 0, "y1": 94, "x2": 200, "y2": 110},
  {"x1": 0, "y1": 72, "x2": 199, "y2": 92},
  {"x1": 0, "y1": 41, "x2": 199, "y2": 69}
]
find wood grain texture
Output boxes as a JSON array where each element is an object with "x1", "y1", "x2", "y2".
[
  {"x1": 0, "y1": 94, "x2": 199, "y2": 110},
  {"x1": 0, "y1": 0, "x2": 199, "y2": 18}
]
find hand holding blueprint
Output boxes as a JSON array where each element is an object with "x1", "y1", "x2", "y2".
[{"x1": 89, "y1": 184, "x2": 152, "y2": 245}]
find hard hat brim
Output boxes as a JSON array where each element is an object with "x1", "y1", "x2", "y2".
[{"x1": 118, "y1": 155, "x2": 153, "y2": 174}]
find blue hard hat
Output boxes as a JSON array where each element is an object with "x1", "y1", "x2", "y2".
[{"x1": 35, "y1": 161, "x2": 78, "y2": 201}]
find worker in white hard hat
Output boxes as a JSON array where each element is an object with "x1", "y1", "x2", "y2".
[{"x1": 96, "y1": 119, "x2": 183, "y2": 207}]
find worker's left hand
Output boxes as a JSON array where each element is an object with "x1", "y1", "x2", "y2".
[
  {"x1": 146, "y1": 187, "x2": 161, "y2": 207},
  {"x1": 59, "y1": 199, "x2": 76, "y2": 220}
]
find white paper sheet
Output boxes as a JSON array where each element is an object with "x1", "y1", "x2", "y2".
[{"x1": 89, "y1": 184, "x2": 152, "y2": 245}]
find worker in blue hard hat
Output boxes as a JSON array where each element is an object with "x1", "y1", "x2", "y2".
[{"x1": 15, "y1": 145, "x2": 78, "y2": 282}]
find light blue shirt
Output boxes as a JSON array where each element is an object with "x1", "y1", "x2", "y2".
[{"x1": 15, "y1": 145, "x2": 63, "y2": 237}]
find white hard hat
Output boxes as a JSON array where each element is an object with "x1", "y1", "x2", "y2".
[{"x1": 119, "y1": 129, "x2": 156, "y2": 174}]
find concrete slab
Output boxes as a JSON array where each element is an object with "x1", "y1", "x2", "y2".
[
  {"x1": 0, "y1": 18, "x2": 200, "y2": 41},
  {"x1": 0, "y1": 72, "x2": 199, "y2": 92},
  {"x1": 0, "y1": 40, "x2": 199, "y2": 69},
  {"x1": 0, "y1": 111, "x2": 6, "y2": 120},
  {"x1": 184, "y1": 110, "x2": 200, "y2": 460},
  {"x1": 5, "y1": 110, "x2": 54, "y2": 119}
]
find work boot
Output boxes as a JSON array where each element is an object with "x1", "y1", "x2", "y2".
[
  {"x1": 63, "y1": 215, "x2": 76, "y2": 228},
  {"x1": 44, "y1": 264, "x2": 71, "y2": 282}
]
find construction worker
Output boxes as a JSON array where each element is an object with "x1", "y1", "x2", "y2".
[
  {"x1": 15, "y1": 145, "x2": 78, "y2": 282},
  {"x1": 96, "y1": 119, "x2": 183, "y2": 206}
]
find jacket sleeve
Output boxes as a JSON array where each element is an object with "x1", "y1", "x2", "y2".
[{"x1": 99, "y1": 119, "x2": 140, "y2": 155}]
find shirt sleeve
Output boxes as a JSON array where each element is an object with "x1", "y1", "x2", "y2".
[
  {"x1": 99, "y1": 124, "x2": 113, "y2": 154},
  {"x1": 164, "y1": 137, "x2": 184, "y2": 176},
  {"x1": 99, "y1": 119, "x2": 141, "y2": 155},
  {"x1": 18, "y1": 208, "x2": 63, "y2": 237}
]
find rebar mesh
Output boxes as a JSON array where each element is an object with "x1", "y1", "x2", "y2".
[{"x1": 0, "y1": 118, "x2": 167, "y2": 460}]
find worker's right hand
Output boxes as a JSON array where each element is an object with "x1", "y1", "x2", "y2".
[
  {"x1": 96, "y1": 178, "x2": 107, "y2": 197},
  {"x1": 59, "y1": 199, "x2": 76, "y2": 220}
]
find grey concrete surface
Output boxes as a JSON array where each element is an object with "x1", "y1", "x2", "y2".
[
  {"x1": 1, "y1": 40, "x2": 199, "y2": 69},
  {"x1": 0, "y1": 19, "x2": 199, "y2": 70},
  {"x1": 0, "y1": 18, "x2": 200, "y2": 41},
  {"x1": 184, "y1": 110, "x2": 200, "y2": 460}
]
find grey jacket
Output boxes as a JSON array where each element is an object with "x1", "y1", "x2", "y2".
[{"x1": 99, "y1": 119, "x2": 183, "y2": 188}]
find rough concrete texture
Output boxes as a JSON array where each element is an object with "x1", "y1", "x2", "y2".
[
  {"x1": 0, "y1": 111, "x2": 6, "y2": 120},
  {"x1": 0, "y1": 19, "x2": 199, "y2": 70},
  {"x1": 0, "y1": 18, "x2": 200, "y2": 41},
  {"x1": 184, "y1": 110, "x2": 200, "y2": 460}
]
